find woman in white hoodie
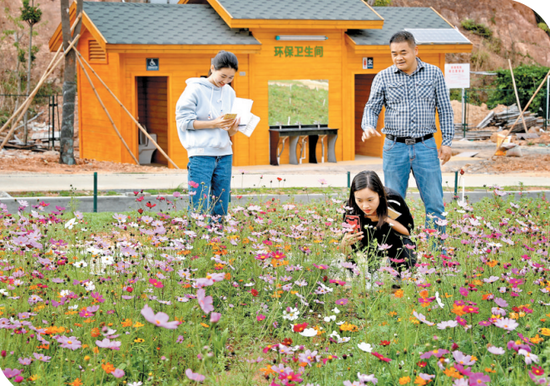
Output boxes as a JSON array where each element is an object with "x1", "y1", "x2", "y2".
[{"x1": 175, "y1": 51, "x2": 240, "y2": 219}]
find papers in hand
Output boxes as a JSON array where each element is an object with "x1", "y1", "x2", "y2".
[{"x1": 232, "y1": 98, "x2": 260, "y2": 137}]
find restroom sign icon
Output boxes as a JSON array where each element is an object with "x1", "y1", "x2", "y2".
[
  {"x1": 362, "y1": 57, "x2": 373, "y2": 69},
  {"x1": 147, "y1": 58, "x2": 159, "y2": 71}
]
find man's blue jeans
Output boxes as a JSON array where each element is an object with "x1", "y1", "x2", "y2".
[
  {"x1": 382, "y1": 137, "x2": 445, "y2": 232},
  {"x1": 187, "y1": 155, "x2": 232, "y2": 218}
]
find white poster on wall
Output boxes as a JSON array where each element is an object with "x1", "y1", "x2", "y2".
[{"x1": 445, "y1": 63, "x2": 470, "y2": 89}]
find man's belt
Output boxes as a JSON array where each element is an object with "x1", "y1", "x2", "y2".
[{"x1": 386, "y1": 133, "x2": 433, "y2": 145}]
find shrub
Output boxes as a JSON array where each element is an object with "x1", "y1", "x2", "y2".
[{"x1": 461, "y1": 19, "x2": 493, "y2": 39}]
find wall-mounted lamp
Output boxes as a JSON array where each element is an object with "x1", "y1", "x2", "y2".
[{"x1": 275, "y1": 35, "x2": 328, "y2": 41}]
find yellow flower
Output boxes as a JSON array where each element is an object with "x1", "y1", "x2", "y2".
[
  {"x1": 29, "y1": 374, "x2": 39, "y2": 381},
  {"x1": 121, "y1": 319, "x2": 132, "y2": 327},
  {"x1": 133, "y1": 322, "x2": 144, "y2": 328},
  {"x1": 540, "y1": 328, "x2": 550, "y2": 336},
  {"x1": 134, "y1": 338, "x2": 144, "y2": 343},
  {"x1": 443, "y1": 367, "x2": 462, "y2": 379},
  {"x1": 200, "y1": 323, "x2": 210, "y2": 328},
  {"x1": 399, "y1": 376, "x2": 411, "y2": 385},
  {"x1": 339, "y1": 322, "x2": 359, "y2": 332},
  {"x1": 530, "y1": 334, "x2": 544, "y2": 344}
]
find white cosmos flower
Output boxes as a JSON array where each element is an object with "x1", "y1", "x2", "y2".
[
  {"x1": 435, "y1": 291, "x2": 445, "y2": 308},
  {"x1": 282, "y1": 307, "x2": 300, "y2": 321},
  {"x1": 64, "y1": 218, "x2": 77, "y2": 229},
  {"x1": 101, "y1": 255, "x2": 114, "y2": 265},
  {"x1": 68, "y1": 305, "x2": 78, "y2": 310},
  {"x1": 299, "y1": 328, "x2": 318, "y2": 337},
  {"x1": 84, "y1": 282, "x2": 96, "y2": 292},
  {"x1": 357, "y1": 342, "x2": 373, "y2": 352},
  {"x1": 323, "y1": 315, "x2": 336, "y2": 322},
  {"x1": 74, "y1": 261, "x2": 88, "y2": 268},
  {"x1": 332, "y1": 307, "x2": 341, "y2": 314}
]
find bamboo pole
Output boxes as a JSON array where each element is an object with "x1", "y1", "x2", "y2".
[
  {"x1": 0, "y1": 14, "x2": 82, "y2": 136},
  {"x1": 508, "y1": 59, "x2": 529, "y2": 134},
  {"x1": 74, "y1": 49, "x2": 180, "y2": 169},
  {"x1": 492, "y1": 67, "x2": 550, "y2": 157},
  {"x1": 0, "y1": 34, "x2": 81, "y2": 150},
  {"x1": 76, "y1": 54, "x2": 139, "y2": 164}
]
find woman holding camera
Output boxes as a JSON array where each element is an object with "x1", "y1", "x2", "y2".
[{"x1": 340, "y1": 170, "x2": 416, "y2": 270}]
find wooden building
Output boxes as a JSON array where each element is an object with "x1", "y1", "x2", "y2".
[{"x1": 49, "y1": 0, "x2": 472, "y2": 168}]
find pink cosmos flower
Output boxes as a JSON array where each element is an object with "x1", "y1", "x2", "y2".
[
  {"x1": 335, "y1": 298, "x2": 348, "y2": 306},
  {"x1": 469, "y1": 372, "x2": 491, "y2": 386},
  {"x1": 32, "y1": 353, "x2": 51, "y2": 362},
  {"x1": 519, "y1": 349, "x2": 539, "y2": 364},
  {"x1": 149, "y1": 278, "x2": 164, "y2": 288},
  {"x1": 3, "y1": 368, "x2": 22, "y2": 379},
  {"x1": 112, "y1": 368, "x2": 125, "y2": 378},
  {"x1": 57, "y1": 336, "x2": 82, "y2": 350},
  {"x1": 140, "y1": 304, "x2": 180, "y2": 329},
  {"x1": 487, "y1": 346, "x2": 505, "y2": 355},
  {"x1": 420, "y1": 349, "x2": 449, "y2": 359},
  {"x1": 257, "y1": 314, "x2": 266, "y2": 322},
  {"x1": 188, "y1": 181, "x2": 199, "y2": 189},
  {"x1": 185, "y1": 368, "x2": 205, "y2": 382},
  {"x1": 452, "y1": 351, "x2": 475, "y2": 366},
  {"x1": 494, "y1": 317, "x2": 519, "y2": 331},
  {"x1": 96, "y1": 338, "x2": 122, "y2": 351},
  {"x1": 197, "y1": 289, "x2": 214, "y2": 314},
  {"x1": 210, "y1": 312, "x2": 221, "y2": 323}
]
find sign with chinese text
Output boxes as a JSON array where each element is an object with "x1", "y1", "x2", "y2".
[
  {"x1": 274, "y1": 46, "x2": 323, "y2": 58},
  {"x1": 445, "y1": 63, "x2": 470, "y2": 89},
  {"x1": 362, "y1": 57, "x2": 373, "y2": 69},
  {"x1": 147, "y1": 58, "x2": 159, "y2": 71}
]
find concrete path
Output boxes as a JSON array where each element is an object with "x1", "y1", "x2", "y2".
[{"x1": 1, "y1": 140, "x2": 549, "y2": 192}]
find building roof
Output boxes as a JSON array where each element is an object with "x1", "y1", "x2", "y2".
[
  {"x1": 211, "y1": 0, "x2": 383, "y2": 21},
  {"x1": 83, "y1": 2, "x2": 260, "y2": 45},
  {"x1": 346, "y1": 7, "x2": 469, "y2": 46}
]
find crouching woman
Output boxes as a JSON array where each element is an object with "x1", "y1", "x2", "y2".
[{"x1": 340, "y1": 170, "x2": 416, "y2": 271}]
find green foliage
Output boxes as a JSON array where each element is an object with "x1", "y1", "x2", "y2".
[
  {"x1": 373, "y1": 0, "x2": 391, "y2": 6},
  {"x1": 471, "y1": 48, "x2": 490, "y2": 69},
  {"x1": 461, "y1": 18, "x2": 493, "y2": 39},
  {"x1": 20, "y1": 0, "x2": 42, "y2": 26},
  {"x1": 488, "y1": 64, "x2": 550, "y2": 115},
  {"x1": 539, "y1": 22, "x2": 550, "y2": 33},
  {"x1": 268, "y1": 81, "x2": 329, "y2": 126}
]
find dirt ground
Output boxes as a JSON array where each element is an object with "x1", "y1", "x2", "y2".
[
  {"x1": 450, "y1": 101, "x2": 509, "y2": 127},
  {"x1": 0, "y1": 149, "x2": 170, "y2": 174}
]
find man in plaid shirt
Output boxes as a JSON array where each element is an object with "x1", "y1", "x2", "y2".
[{"x1": 361, "y1": 31, "x2": 453, "y2": 233}]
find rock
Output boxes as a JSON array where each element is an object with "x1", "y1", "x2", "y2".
[{"x1": 506, "y1": 147, "x2": 522, "y2": 157}]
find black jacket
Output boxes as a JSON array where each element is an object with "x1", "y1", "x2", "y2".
[{"x1": 350, "y1": 188, "x2": 414, "y2": 260}]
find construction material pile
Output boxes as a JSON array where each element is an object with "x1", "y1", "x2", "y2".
[{"x1": 476, "y1": 104, "x2": 545, "y2": 132}]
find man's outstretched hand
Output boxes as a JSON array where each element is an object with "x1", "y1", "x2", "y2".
[
  {"x1": 438, "y1": 145, "x2": 452, "y2": 165},
  {"x1": 361, "y1": 127, "x2": 381, "y2": 142}
]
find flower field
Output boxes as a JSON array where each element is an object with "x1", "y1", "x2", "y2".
[{"x1": 1, "y1": 190, "x2": 550, "y2": 385}]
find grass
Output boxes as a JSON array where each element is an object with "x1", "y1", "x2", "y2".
[{"x1": 268, "y1": 80, "x2": 329, "y2": 126}]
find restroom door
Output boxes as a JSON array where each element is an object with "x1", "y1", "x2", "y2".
[
  {"x1": 355, "y1": 74, "x2": 383, "y2": 157},
  {"x1": 136, "y1": 76, "x2": 168, "y2": 165}
]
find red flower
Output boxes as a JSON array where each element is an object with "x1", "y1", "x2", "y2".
[
  {"x1": 293, "y1": 323, "x2": 308, "y2": 333},
  {"x1": 149, "y1": 278, "x2": 164, "y2": 288},
  {"x1": 146, "y1": 202, "x2": 156, "y2": 209},
  {"x1": 270, "y1": 251, "x2": 286, "y2": 260},
  {"x1": 371, "y1": 352, "x2": 391, "y2": 362},
  {"x1": 137, "y1": 208, "x2": 144, "y2": 214},
  {"x1": 532, "y1": 365, "x2": 545, "y2": 376},
  {"x1": 417, "y1": 361, "x2": 427, "y2": 368},
  {"x1": 380, "y1": 340, "x2": 391, "y2": 346},
  {"x1": 282, "y1": 338, "x2": 293, "y2": 346},
  {"x1": 250, "y1": 289, "x2": 259, "y2": 297}
]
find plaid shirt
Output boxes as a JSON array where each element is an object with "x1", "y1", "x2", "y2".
[{"x1": 362, "y1": 58, "x2": 454, "y2": 147}]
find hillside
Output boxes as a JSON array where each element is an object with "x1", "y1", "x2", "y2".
[
  {"x1": 1, "y1": 0, "x2": 549, "y2": 95},
  {"x1": 392, "y1": 0, "x2": 550, "y2": 76}
]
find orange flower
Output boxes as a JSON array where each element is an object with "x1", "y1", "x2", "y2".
[
  {"x1": 531, "y1": 334, "x2": 544, "y2": 344},
  {"x1": 101, "y1": 362, "x2": 115, "y2": 374},
  {"x1": 91, "y1": 327, "x2": 101, "y2": 337},
  {"x1": 419, "y1": 290, "x2": 429, "y2": 299},
  {"x1": 69, "y1": 378, "x2": 83, "y2": 386},
  {"x1": 414, "y1": 376, "x2": 431, "y2": 385},
  {"x1": 482, "y1": 293, "x2": 493, "y2": 301},
  {"x1": 224, "y1": 272, "x2": 231, "y2": 280},
  {"x1": 486, "y1": 260, "x2": 498, "y2": 268},
  {"x1": 394, "y1": 289, "x2": 404, "y2": 298},
  {"x1": 443, "y1": 367, "x2": 463, "y2": 379},
  {"x1": 260, "y1": 365, "x2": 276, "y2": 377},
  {"x1": 399, "y1": 376, "x2": 411, "y2": 385},
  {"x1": 121, "y1": 319, "x2": 132, "y2": 327},
  {"x1": 451, "y1": 305, "x2": 466, "y2": 317},
  {"x1": 485, "y1": 367, "x2": 496, "y2": 373}
]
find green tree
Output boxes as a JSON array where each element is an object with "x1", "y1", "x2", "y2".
[
  {"x1": 488, "y1": 65, "x2": 550, "y2": 117},
  {"x1": 19, "y1": 0, "x2": 42, "y2": 143}
]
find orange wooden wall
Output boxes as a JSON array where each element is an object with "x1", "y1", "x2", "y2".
[{"x1": 77, "y1": 27, "x2": 450, "y2": 168}]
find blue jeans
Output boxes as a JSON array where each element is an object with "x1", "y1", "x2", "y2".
[
  {"x1": 382, "y1": 137, "x2": 445, "y2": 233},
  {"x1": 187, "y1": 155, "x2": 232, "y2": 218}
]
